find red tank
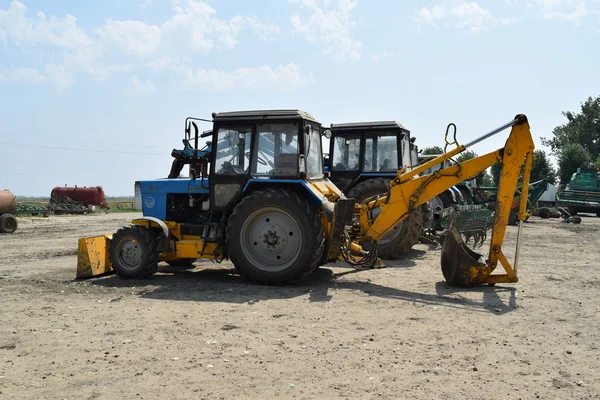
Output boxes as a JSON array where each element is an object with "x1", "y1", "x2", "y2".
[{"x1": 51, "y1": 186, "x2": 108, "y2": 208}]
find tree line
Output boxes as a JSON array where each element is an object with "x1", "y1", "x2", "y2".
[{"x1": 421, "y1": 95, "x2": 600, "y2": 186}]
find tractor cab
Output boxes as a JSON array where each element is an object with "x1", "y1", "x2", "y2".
[
  {"x1": 208, "y1": 110, "x2": 326, "y2": 211},
  {"x1": 136, "y1": 109, "x2": 336, "y2": 225},
  {"x1": 326, "y1": 121, "x2": 413, "y2": 193}
]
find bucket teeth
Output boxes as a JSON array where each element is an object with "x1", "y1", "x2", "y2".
[{"x1": 441, "y1": 221, "x2": 494, "y2": 287}]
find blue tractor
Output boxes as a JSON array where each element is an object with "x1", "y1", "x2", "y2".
[{"x1": 83, "y1": 110, "x2": 355, "y2": 284}]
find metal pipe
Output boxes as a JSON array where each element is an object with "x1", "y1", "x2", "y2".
[
  {"x1": 514, "y1": 220, "x2": 524, "y2": 274},
  {"x1": 513, "y1": 150, "x2": 533, "y2": 274},
  {"x1": 464, "y1": 119, "x2": 517, "y2": 149}
]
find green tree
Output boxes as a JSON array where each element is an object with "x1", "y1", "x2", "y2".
[
  {"x1": 455, "y1": 150, "x2": 492, "y2": 187},
  {"x1": 490, "y1": 162, "x2": 502, "y2": 185},
  {"x1": 421, "y1": 146, "x2": 444, "y2": 155},
  {"x1": 595, "y1": 154, "x2": 600, "y2": 169},
  {"x1": 530, "y1": 150, "x2": 557, "y2": 184},
  {"x1": 557, "y1": 143, "x2": 592, "y2": 184},
  {"x1": 488, "y1": 150, "x2": 556, "y2": 187},
  {"x1": 542, "y1": 96, "x2": 600, "y2": 161}
]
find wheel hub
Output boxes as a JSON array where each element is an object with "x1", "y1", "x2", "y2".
[
  {"x1": 258, "y1": 225, "x2": 287, "y2": 253},
  {"x1": 264, "y1": 230, "x2": 280, "y2": 246},
  {"x1": 119, "y1": 240, "x2": 143, "y2": 268},
  {"x1": 239, "y1": 208, "x2": 302, "y2": 272}
]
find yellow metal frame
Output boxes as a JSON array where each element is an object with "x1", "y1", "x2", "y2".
[
  {"x1": 356, "y1": 116, "x2": 535, "y2": 285},
  {"x1": 130, "y1": 219, "x2": 220, "y2": 261}
]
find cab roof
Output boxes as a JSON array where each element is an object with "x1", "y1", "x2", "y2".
[
  {"x1": 330, "y1": 121, "x2": 408, "y2": 132},
  {"x1": 212, "y1": 109, "x2": 320, "y2": 124}
]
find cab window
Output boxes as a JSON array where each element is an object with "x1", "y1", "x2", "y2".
[
  {"x1": 214, "y1": 126, "x2": 252, "y2": 174},
  {"x1": 253, "y1": 122, "x2": 299, "y2": 176},
  {"x1": 331, "y1": 135, "x2": 360, "y2": 171},
  {"x1": 364, "y1": 133, "x2": 398, "y2": 172}
]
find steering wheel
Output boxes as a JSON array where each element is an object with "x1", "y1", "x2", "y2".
[{"x1": 245, "y1": 151, "x2": 268, "y2": 166}]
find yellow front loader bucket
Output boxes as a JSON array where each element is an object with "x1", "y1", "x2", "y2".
[
  {"x1": 441, "y1": 223, "x2": 495, "y2": 287},
  {"x1": 76, "y1": 235, "x2": 114, "y2": 279}
]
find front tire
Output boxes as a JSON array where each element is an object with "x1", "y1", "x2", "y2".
[
  {"x1": 226, "y1": 188, "x2": 323, "y2": 284},
  {"x1": 0, "y1": 214, "x2": 18, "y2": 234},
  {"x1": 109, "y1": 225, "x2": 159, "y2": 279},
  {"x1": 347, "y1": 178, "x2": 423, "y2": 259}
]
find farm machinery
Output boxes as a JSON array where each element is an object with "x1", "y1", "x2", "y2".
[
  {"x1": 0, "y1": 189, "x2": 18, "y2": 233},
  {"x1": 480, "y1": 179, "x2": 550, "y2": 225},
  {"x1": 324, "y1": 121, "x2": 427, "y2": 257},
  {"x1": 77, "y1": 110, "x2": 535, "y2": 287},
  {"x1": 49, "y1": 186, "x2": 109, "y2": 214},
  {"x1": 323, "y1": 119, "x2": 496, "y2": 251},
  {"x1": 557, "y1": 168, "x2": 600, "y2": 217}
]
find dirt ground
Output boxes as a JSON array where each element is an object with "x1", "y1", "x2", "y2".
[{"x1": 1, "y1": 213, "x2": 599, "y2": 399}]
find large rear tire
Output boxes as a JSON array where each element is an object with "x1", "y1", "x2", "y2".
[
  {"x1": 0, "y1": 214, "x2": 18, "y2": 234},
  {"x1": 109, "y1": 225, "x2": 159, "y2": 279},
  {"x1": 347, "y1": 178, "x2": 423, "y2": 259},
  {"x1": 226, "y1": 188, "x2": 324, "y2": 284},
  {"x1": 421, "y1": 201, "x2": 434, "y2": 230}
]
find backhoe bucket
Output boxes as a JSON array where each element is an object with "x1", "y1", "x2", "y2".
[
  {"x1": 441, "y1": 223, "x2": 494, "y2": 287},
  {"x1": 76, "y1": 235, "x2": 114, "y2": 279}
]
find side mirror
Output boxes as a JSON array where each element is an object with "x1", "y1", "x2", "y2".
[
  {"x1": 185, "y1": 121, "x2": 191, "y2": 140},
  {"x1": 200, "y1": 129, "x2": 212, "y2": 138},
  {"x1": 322, "y1": 129, "x2": 332, "y2": 139}
]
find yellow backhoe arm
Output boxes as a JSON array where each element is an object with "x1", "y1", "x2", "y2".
[{"x1": 356, "y1": 114, "x2": 535, "y2": 287}]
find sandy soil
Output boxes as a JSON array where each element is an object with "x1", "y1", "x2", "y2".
[{"x1": 1, "y1": 213, "x2": 599, "y2": 399}]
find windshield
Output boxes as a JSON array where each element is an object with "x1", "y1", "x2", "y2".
[
  {"x1": 364, "y1": 132, "x2": 398, "y2": 172},
  {"x1": 214, "y1": 126, "x2": 252, "y2": 174},
  {"x1": 331, "y1": 134, "x2": 360, "y2": 171},
  {"x1": 306, "y1": 125, "x2": 323, "y2": 178},
  {"x1": 253, "y1": 122, "x2": 299, "y2": 176}
]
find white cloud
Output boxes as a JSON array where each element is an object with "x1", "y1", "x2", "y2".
[
  {"x1": 232, "y1": 16, "x2": 281, "y2": 40},
  {"x1": 45, "y1": 63, "x2": 74, "y2": 90},
  {"x1": 0, "y1": 1, "x2": 301, "y2": 91},
  {"x1": 415, "y1": 2, "x2": 515, "y2": 33},
  {"x1": 417, "y1": 5, "x2": 445, "y2": 26},
  {"x1": 125, "y1": 75, "x2": 156, "y2": 95},
  {"x1": 136, "y1": 0, "x2": 153, "y2": 8},
  {"x1": 534, "y1": 0, "x2": 588, "y2": 24},
  {"x1": 290, "y1": 0, "x2": 362, "y2": 61},
  {"x1": 371, "y1": 50, "x2": 394, "y2": 63},
  {"x1": 0, "y1": 1, "x2": 130, "y2": 85},
  {"x1": 162, "y1": 0, "x2": 279, "y2": 52},
  {"x1": 0, "y1": 1, "x2": 92, "y2": 48},
  {"x1": 0, "y1": 66, "x2": 45, "y2": 83},
  {"x1": 175, "y1": 63, "x2": 315, "y2": 91},
  {"x1": 96, "y1": 19, "x2": 162, "y2": 57}
]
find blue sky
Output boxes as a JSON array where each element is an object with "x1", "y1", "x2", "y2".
[{"x1": 1, "y1": 0, "x2": 599, "y2": 196}]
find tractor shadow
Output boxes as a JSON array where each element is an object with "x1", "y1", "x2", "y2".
[{"x1": 90, "y1": 258, "x2": 516, "y2": 315}]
